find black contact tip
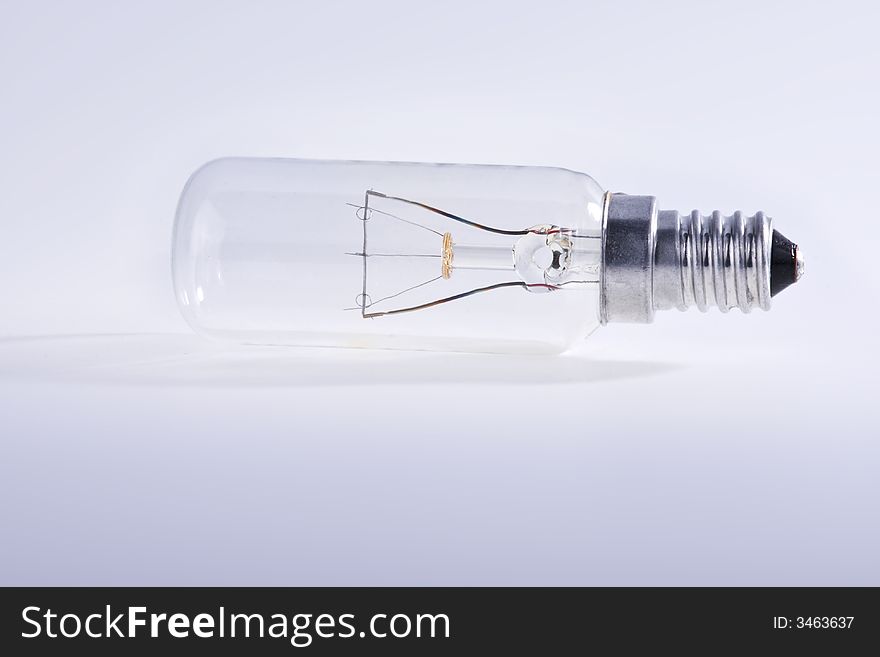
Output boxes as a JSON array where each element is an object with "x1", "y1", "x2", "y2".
[{"x1": 770, "y1": 229, "x2": 804, "y2": 297}]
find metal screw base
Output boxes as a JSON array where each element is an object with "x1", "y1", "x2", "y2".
[{"x1": 601, "y1": 194, "x2": 773, "y2": 324}]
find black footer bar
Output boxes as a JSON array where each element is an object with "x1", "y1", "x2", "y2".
[{"x1": 2, "y1": 587, "x2": 877, "y2": 654}]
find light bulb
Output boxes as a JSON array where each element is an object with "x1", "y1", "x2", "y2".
[{"x1": 172, "y1": 158, "x2": 803, "y2": 354}]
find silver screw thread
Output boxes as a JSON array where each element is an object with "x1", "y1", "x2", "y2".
[
  {"x1": 601, "y1": 194, "x2": 774, "y2": 324},
  {"x1": 654, "y1": 209, "x2": 772, "y2": 314}
]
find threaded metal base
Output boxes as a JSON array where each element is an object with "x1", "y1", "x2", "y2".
[
  {"x1": 601, "y1": 193, "x2": 773, "y2": 323},
  {"x1": 657, "y1": 209, "x2": 772, "y2": 314}
]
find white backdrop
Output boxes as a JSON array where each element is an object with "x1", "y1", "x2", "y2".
[{"x1": 1, "y1": 0, "x2": 878, "y2": 584}]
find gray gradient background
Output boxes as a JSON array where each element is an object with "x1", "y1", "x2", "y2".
[{"x1": 1, "y1": 0, "x2": 878, "y2": 585}]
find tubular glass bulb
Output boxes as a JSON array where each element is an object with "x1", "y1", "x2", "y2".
[{"x1": 172, "y1": 158, "x2": 803, "y2": 354}]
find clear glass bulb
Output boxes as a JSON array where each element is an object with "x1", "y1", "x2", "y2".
[{"x1": 173, "y1": 158, "x2": 606, "y2": 354}]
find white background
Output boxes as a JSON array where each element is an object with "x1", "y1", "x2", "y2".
[{"x1": 1, "y1": 0, "x2": 877, "y2": 584}]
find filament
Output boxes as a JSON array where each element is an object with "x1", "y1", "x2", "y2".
[
  {"x1": 350, "y1": 190, "x2": 595, "y2": 319},
  {"x1": 441, "y1": 232, "x2": 454, "y2": 279}
]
